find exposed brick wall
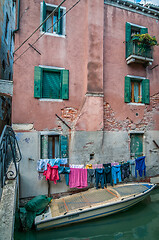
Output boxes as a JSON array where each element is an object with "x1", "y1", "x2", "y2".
[
  {"x1": 104, "y1": 93, "x2": 159, "y2": 131},
  {"x1": 61, "y1": 107, "x2": 78, "y2": 123}
]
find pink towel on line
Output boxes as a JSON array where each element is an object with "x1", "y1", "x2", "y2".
[{"x1": 69, "y1": 168, "x2": 88, "y2": 189}]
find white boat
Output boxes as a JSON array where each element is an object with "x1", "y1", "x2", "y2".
[{"x1": 35, "y1": 182, "x2": 156, "y2": 230}]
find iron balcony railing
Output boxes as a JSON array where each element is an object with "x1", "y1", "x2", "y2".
[
  {"x1": 0, "y1": 125, "x2": 21, "y2": 192},
  {"x1": 127, "y1": 41, "x2": 153, "y2": 59}
]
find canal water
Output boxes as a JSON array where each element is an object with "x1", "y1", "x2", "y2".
[{"x1": 14, "y1": 187, "x2": 159, "y2": 240}]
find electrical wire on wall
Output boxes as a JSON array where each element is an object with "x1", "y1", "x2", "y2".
[
  {"x1": 13, "y1": 0, "x2": 67, "y2": 54},
  {"x1": 14, "y1": 0, "x2": 81, "y2": 63}
]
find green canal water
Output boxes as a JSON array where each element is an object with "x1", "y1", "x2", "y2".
[{"x1": 14, "y1": 187, "x2": 159, "y2": 240}]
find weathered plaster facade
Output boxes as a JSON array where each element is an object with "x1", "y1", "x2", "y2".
[
  {"x1": 0, "y1": 0, "x2": 15, "y2": 134},
  {"x1": 12, "y1": 0, "x2": 159, "y2": 198}
]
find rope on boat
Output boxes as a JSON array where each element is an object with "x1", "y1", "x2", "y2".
[
  {"x1": 62, "y1": 198, "x2": 69, "y2": 212},
  {"x1": 104, "y1": 188, "x2": 118, "y2": 198}
]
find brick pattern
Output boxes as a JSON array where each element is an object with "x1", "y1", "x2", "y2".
[
  {"x1": 61, "y1": 107, "x2": 78, "y2": 123},
  {"x1": 104, "y1": 93, "x2": 159, "y2": 131}
]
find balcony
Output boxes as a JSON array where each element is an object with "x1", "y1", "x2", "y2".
[{"x1": 126, "y1": 41, "x2": 153, "y2": 65}]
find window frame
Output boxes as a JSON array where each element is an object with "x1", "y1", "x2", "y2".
[
  {"x1": 40, "y1": 1, "x2": 66, "y2": 37},
  {"x1": 130, "y1": 133, "x2": 143, "y2": 158},
  {"x1": 34, "y1": 65, "x2": 69, "y2": 100},
  {"x1": 40, "y1": 132, "x2": 69, "y2": 159},
  {"x1": 125, "y1": 22, "x2": 148, "y2": 59},
  {"x1": 124, "y1": 75, "x2": 150, "y2": 105}
]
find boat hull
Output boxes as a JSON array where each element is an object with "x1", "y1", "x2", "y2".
[{"x1": 35, "y1": 183, "x2": 155, "y2": 230}]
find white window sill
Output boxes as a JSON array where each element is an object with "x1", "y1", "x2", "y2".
[
  {"x1": 39, "y1": 99, "x2": 63, "y2": 102},
  {"x1": 41, "y1": 31, "x2": 66, "y2": 38},
  {"x1": 128, "y1": 103, "x2": 145, "y2": 106}
]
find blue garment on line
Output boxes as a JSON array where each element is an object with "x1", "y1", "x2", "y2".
[
  {"x1": 103, "y1": 163, "x2": 113, "y2": 187},
  {"x1": 121, "y1": 162, "x2": 130, "y2": 181},
  {"x1": 95, "y1": 169, "x2": 104, "y2": 189},
  {"x1": 87, "y1": 169, "x2": 96, "y2": 187},
  {"x1": 58, "y1": 166, "x2": 70, "y2": 186},
  {"x1": 49, "y1": 159, "x2": 61, "y2": 167},
  {"x1": 128, "y1": 159, "x2": 136, "y2": 177},
  {"x1": 112, "y1": 165, "x2": 122, "y2": 185},
  {"x1": 135, "y1": 156, "x2": 146, "y2": 178}
]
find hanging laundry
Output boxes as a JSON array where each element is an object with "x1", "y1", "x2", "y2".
[
  {"x1": 58, "y1": 166, "x2": 70, "y2": 186},
  {"x1": 103, "y1": 163, "x2": 113, "y2": 187},
  {"x1": 86, "y1": 164, "x2": 93, "y2": 169},
  {"x1": 127, "y1": 159, "x2": 136, "y2": 178},
  {"x1": 92, "y1": 164, "x2": 103, "y2": 169},
  {"x1": 49, "y1": 159, "x2": 61, "y2": 167},
  {"x1": 37, "y1": 159, "x2": 49, "y2": 172},
  {"x1": 95, "y1": 168, "x2": 105, "y2": 189},
  {"x1": 87, "y1": 169, "x2": 95, "y2": 187},
  {"x1": 121, "y1": 162, "x2": 130, "y2": 181},
  {"x1": 58, "y1": 158, "x2": 68, "y2": 165},
  {"x1": 43, "y1": 164, "x2": 59, "y2": 184},
  {"x1": 111, "y1": 165, "x2": 122, "y2": 184},
  {"x1": 69, "y1": 168, "x2": 87, "y2": 188},
  {"x1": 135, "y1": 156, "x2": 146, "y2": 178},
  {"x1": 111, "y1": 162, "x2": 119, "y2": 166},
  {"x1": 69, "y1": 164, "x2": 84, "y2": 169}
]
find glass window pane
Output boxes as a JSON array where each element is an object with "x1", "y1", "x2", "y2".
[
  {"x1": 46, "y1": 12, "x2": 53, "y2": 33},
  {"x1": 134, "y1": 82, "x2": 139, "y2": 103}
]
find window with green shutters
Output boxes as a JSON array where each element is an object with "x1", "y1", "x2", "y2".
[
  {"x1": 124, "y1": 76, "x2": 150, "y2": 104},
  {"x1": 41, "y1": 134, "x2": 69, "y2": 159},
  {"x1": 125, "y1": 22, "x2": 152, "y2": 59},
  {"x1": 34, "y1": 66, "x2": 69, "y2": 100},
  {"x1": 41, "y1": 1, "x2": 65, "y2": 35}
]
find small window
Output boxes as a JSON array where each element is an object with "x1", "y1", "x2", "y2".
[
  {"x1": 131, "y1": 27, "x2": 140, "y2": 38},
  {"x1": 34, "y1": 66, "x2": 69, "y2": 100},
  {"x1": 41, "y1": 1, "x2": 65, "y2": 35},
  {"x1": 130, "y1": 134, "x2": 143, "y2": 158},
  {"x1": 125, "y1": 22, "x2": 148, "y2": 59},
  {"x1": 41, "y1": 134, "x2": 68, "y2": 159},
  {"x1": 125, "y1": 76, "x2": 150, "y2": 104},
  {"x1": 131, "y1": 81, "x2": 142, "y2": 103}
]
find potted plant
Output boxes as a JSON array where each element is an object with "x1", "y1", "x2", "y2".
[{"x1": 132, "y1": 33, "x2": 158, "y2": 48}]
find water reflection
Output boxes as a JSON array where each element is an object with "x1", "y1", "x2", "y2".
[{"x1": 15, "y1": 188, "x2": 159, "y2": 240}]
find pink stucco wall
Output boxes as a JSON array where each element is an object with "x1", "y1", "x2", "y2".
[
  {"x1": 13, "y1": 1, "x2": 159, "y2": 132},
  {"x1": 103, "y1": 5, "x2": 159, "y2": 130},
  {"x1": 12, "y1": 0, "x2": 104, "y2": 131}
]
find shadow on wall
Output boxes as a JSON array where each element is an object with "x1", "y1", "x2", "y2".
[{"x1": 0, "y1": 96, "x2": 11, "y2": 134}]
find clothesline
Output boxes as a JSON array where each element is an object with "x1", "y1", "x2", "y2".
[{"x1": 37, "y1": 156, "x2": 146, "y2": 190}]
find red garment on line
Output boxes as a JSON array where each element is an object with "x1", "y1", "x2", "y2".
[{"x1": 43, "y1": 164, "x2": 59, "y2": 184}]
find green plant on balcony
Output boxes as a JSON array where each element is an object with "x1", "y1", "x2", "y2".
[{"x1": 132, "y1": 33, "x2": 158, "y2": 54}]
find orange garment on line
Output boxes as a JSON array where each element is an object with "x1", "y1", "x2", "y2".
[{"x1": 85, "y1": 164, "x2": 93, "y2": 169}]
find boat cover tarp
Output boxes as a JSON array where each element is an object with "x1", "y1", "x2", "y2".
[{"x1": 15, "y1": 195, "x2": 52, "y2": 231}]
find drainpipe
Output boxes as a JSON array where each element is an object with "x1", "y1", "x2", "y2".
[{"x1": 13, "y1": 0, "x2": 20, "y2": 33}]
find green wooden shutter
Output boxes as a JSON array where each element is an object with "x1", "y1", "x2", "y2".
[
  {"x1": 61, "y1": 70, "x2": 69, "y2": 100},
  {"x1": 142, "y1": 79, "x2": 150, "y2": 104},
  {"x1": 42, "y1": 1, "x2": 46, "y2": 32},
  {"x1": 140, "y1": 27, "x2": 148, "y2": 34},
  {"x1": 130, "y1": 134, "x2": 143, "y2": 158},
  {"x1": 125, "y1": 22, "x2": 132, "y2": 58},
  {"x1": 43, "y1": 70, "x2": 61, "y2": 99},
  {"x1": 124, "y1": 76, "x2": 131, "y2": 103},
  {"x1": 34, "y1": 66, "x2": 42, "y2": 98},
  {"x1": 57, "y1": 8, "x2": 61, "y2": 34},
  {"x1": 60, "y1": 135, "x2": 69, "y2": 158}
]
